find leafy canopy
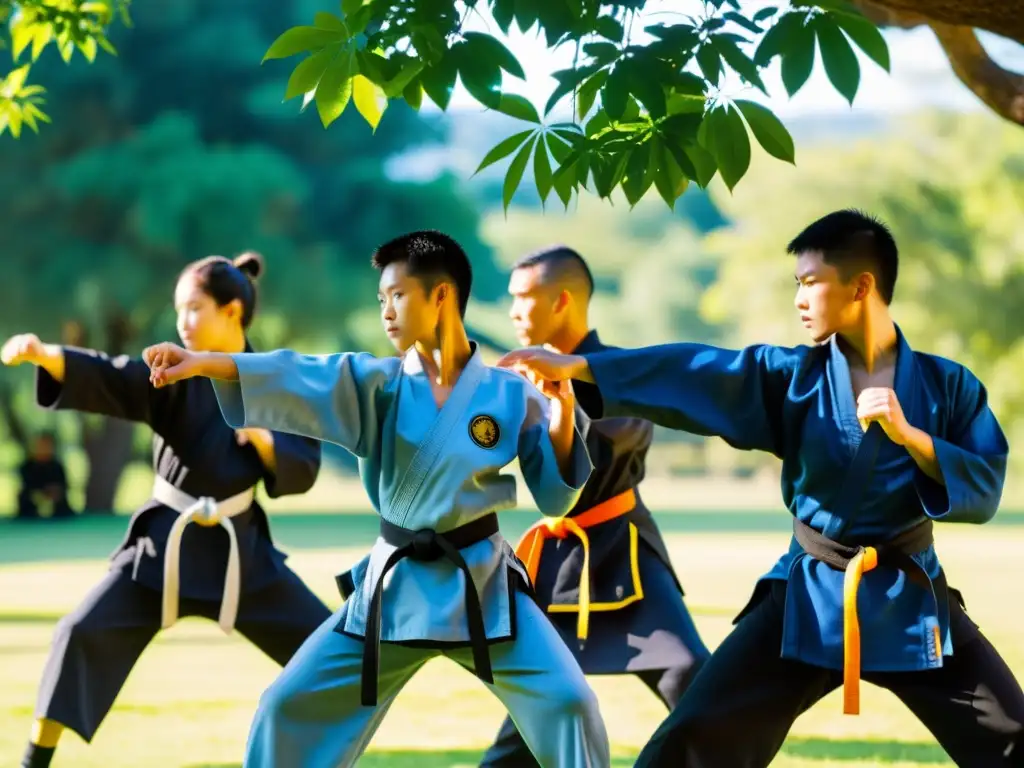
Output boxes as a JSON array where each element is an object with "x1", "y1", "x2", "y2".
[
  {"x1": 0, "y1": 0, "x2": 130, "y2": 137},
  {"x1": 264, "y1": 0, "x2": 890, "y2": 210}
]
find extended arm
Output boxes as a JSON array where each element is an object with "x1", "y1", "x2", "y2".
[
  {"x1": 580, "y1": 342, "x2": 798, "y2": 456},
  {"x1": 197, "y1": 349, "x2": 397, "y2": 458}
]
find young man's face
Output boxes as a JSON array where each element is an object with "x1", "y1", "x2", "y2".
[
  {"x1": 793, "y1": 250, "x2": 864, "y2": 344},
  {"x1": 508, "y1": 265, "x2": 562, "y2": 347},
  {"x1": 378, "y1": 261, "x2": 443, "y2": 352}
]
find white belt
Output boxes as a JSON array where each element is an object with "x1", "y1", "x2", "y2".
[{"x1": 151, "y1": 476, "x2": 255, "y2": 635}]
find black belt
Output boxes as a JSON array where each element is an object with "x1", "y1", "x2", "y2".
[{"x1": 361, "y1": 513, "x2": 500, "y2": 706}]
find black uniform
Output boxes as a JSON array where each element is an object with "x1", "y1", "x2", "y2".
[
  {"x1": 479, "y1": 330, "x2": 711, "y2": 767},
  {"x1": 31, "y1": 347, "x2": 332, "y2": 743},
  {"x1": 17, "y1": 458, "x2": 74, "y2": 519}
]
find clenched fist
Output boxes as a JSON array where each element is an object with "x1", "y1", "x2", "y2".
[
  {"x1": 1, "y1": 333, "x2": 44, "y2": 366},
  {"x1": 143, "y1": 342, "x2": 201, "y2": 388}
]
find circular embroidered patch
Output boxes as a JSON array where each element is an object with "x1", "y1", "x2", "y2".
[{"x1": 469, "y1": 415, "x2": 500, "y2": 449}]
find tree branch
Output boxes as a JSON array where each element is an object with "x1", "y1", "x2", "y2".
[
  {"x1": 847, "y1": 0, "x2": 1024, "y2": 128},
  {"x1": 931, "y1": 22, "x2": 1024, "y2": 127},
  {"x1": 851, "y1": 0, "x2": 1024, "y2": 44}
]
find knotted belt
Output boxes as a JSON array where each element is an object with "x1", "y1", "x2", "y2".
[
  {"x1": 515, "y1": 488, "x2": 637, "y2": 643},
  {"x1": 361, "y1": 513, "x2": 500, "y2": 707},
  {"x1": 793, "y1": 517, "x2": 937, "y2": 715},
  {"x1": 151, "y1": 476, "x2": 255, "y2": 634}
]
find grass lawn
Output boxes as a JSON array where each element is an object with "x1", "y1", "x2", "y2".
[{"x1": 1, "y1": 510, "x2": 1021, "y2": 767}]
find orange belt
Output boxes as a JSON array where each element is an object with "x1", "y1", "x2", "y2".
[
  {"x1": 515, "y1": 488, "x2": 636, "y2": 643},
  {"x1": 842, "y1": 546, "x2": 877, "y2": 715}
]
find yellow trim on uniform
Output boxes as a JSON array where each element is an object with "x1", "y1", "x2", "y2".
[
  {"x1": 514, "y1": 489, "x2": 640, "y2": 642},
  {"x1": 546, "y1": 522, "x2": 644, "y2": 613}
]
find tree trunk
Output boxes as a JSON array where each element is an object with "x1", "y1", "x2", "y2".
[{"x1": 63, "y1": 312, "x2": 140, "y2": 515}]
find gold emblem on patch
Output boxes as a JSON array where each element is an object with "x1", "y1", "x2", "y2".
[{"x1": 469, "y1": 415, "x2": 500, "y2": 449}]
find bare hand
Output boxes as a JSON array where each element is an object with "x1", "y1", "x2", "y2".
[
  {"x1": 856, "y1": 387, "x2": 911, "y2": 445},
  {"x1": 1, "y1": 333, "x2": 43, "y2": 366},
  {"x1": 236, "y1": 427, "x2": 271, "y2": 447},
  {"x1": 142, "y1": 342, "x2": 199, "y2": 388},
  {"x1": 496, "y1": 347, "x2": 586, "y2": 383}
]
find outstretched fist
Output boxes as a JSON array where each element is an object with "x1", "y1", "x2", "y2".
[
  {"x1": 1, "y1": 333, "x2": 43, "y2": 366},
  {"x1": 496, "y1": 347, "x2": 587, "y2": 384},
  {"x1": 143, "y1": 342, "x2": 199, "y2": 388}
]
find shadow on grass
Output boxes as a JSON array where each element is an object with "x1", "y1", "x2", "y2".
[{"x1": 186, "y1": 737, "x2": 952, "y2": 767}]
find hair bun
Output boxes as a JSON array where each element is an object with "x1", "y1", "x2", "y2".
[{"x1": 233, "y1": 251, "x2": 264, "y2": 282}]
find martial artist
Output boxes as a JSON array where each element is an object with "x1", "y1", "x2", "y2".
[
  {"x1": 480, "y1": 246, "x2": 710, "y2": 767},
  {"x1": 2, "y1": 252, "x2": 332, "y2": 768},
  {"x1": 497, "y1": 210, "x2": 1024, "y2": 767},
  {"x1": 142, "y1": 230, "x2": 611, "y2": 768}
]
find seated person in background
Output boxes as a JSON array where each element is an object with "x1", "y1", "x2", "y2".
[{"x1": 17, "y1": 431, "x2": 75, "y2": 520}]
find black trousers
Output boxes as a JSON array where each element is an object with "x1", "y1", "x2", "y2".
[
  {"x1": 34, "y1": 559, "x2": 332, "y2": 742},
  {"x1": 635, "y1": 580, "x2": 1024, "y2": 768}
]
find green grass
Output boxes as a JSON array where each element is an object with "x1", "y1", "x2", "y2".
[{"x1": 1, "y1": 514, "x2": 1021, "y2": 767}]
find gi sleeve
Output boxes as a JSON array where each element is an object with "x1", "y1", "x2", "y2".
[
  {"x1": 37, "y1": 347, "x2": 166, "y2": 427},
  {"x1": 584, "y1": 342, "x2": 799, "y2": 457},
  {"x1": 212, "y1": 349, "x2": 399, "y2": 459},
  {"x1": 261, "y1": 433, "x2": 322, "y2": 498},
  {"x1": 917, "y1": 368, "x2": 1008, "y2": 524},
  {"x1": 517, "y1": 387, "x2": 593, "y2": 517}
]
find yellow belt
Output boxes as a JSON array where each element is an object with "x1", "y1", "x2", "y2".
[{"x1": 515, "y1": 488, "x2": 637, "y2": 642}]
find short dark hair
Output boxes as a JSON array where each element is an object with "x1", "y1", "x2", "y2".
[
  {"x1": 787, "y1": 209, "x2": 898, "y2": 304},
  {"x1": 181, "y1": 251, "x2": 264, "y2": 329},
  {"x1": 511, "y1": 245, "x2": 595, "y2": 298},
  {"x1": 371, "y1": 231, "x2": 473, "y2": 317}
]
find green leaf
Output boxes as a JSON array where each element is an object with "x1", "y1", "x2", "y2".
[
  {"x1": 577, "y1": 70, "x2": 607, "y2": 120},
  {"x1": 547, "y1": 133, "x2": 574, "y2": 164},
  {"x1": 651, "y1": 138, "x2": 688, "y2": 209},
  {"x1": 696, "y1": 44, "x2": 721, "y2": 85},
  {"x1": 421, "y1": 55, "x2": 458, "y2": 110},
  {"x1": 403, "y1": 79, "x2": 423, "y2": 110},
  {"x1": 495, "y1": 93, "x2": 540, "y2": 123},
  {"x1": 831, "y1": 10, "x2": 890, "y2": 71},
  {"x1": 4, "y1": 65, "x2": 30, "y2": 94},
  {"x1": 584, "y1": 42, "x2": 620, "y2": 66},
  {"x1": 700, "y1": 103, "x2": 749, "y2": 191},
  {"x1": 754, "y1": 12, "x2": 805, "y2": 66},
  {"x1": 815, "y1": 17, "x2": 860, "y2": 105},
  {"x1": 503, "y1": 134, "x2": 537, "y2": 212},
  {"x1": 11, "y1": 21, "x2": 35, "y2": 61},
  {"x1": 552, "y1": 152, "x2": 579, "y2": 208},
  {"x1": 473, "y1": 129, "x2": 535, "y2": 175},
  {"x1": 314, "y1": 11, "x2": 346, "y2": 31},
  {"x1": 383, "y1": 57, "x2": 424, "y2": 98},
  {"x1": 734, "y1": 99, "x2": 794, "y2": 163},
  {"x1": 263, "y1": 26, "x2": 346, "y2": 62},
  {"x1": 713, "y1": 35, "x2": 767, "y2": 94},
  {"x1": 534, "y1": 136, "x2": 554, "y2": 203},
  {"x1": 460, "y1": 61, "x2": 503, "y2": 110},
  {"x1": 602, "y1": 64, "x2": 629, "y2": 121},
  {"x1": 352, "y1": 74, "x2": 387, "y2": 131},
  {"x1": 627, "y1": 57, "x2": 668, "y2": 119},
  {"x1": 463, "y1": 32, "x2": 525, "y2": 79},
  {"x1": 780, "y1": 22, "x2": 816, "y2": 96},
  {"x1": 595, "y1": 16, "x2": 624, "y2": 42},
  {"x1": 621, "y1": 140, "x2": 653, "y2": 207},
  {"x1": 341, "y1": 0, "x2": 366, "y2": 14},
  {"x1": 492, "y1": 0, "x2": 515, "y2": 34},
  {"x1": 662, "y1": 138, "x2": 698, "y2": 180},
  {"x1": 723, "y1": 11, "x2": 764, "y2": 34},
  {"x1": 285, "y1": 47, "x2": 336, "y2": 101},
  {"x1": 314, "y1": 49, "x2": 355, "y2": 128},
  {"x1": 753, "y1": 7, "x2": 779, "y2": 22},
  {"x1": 682, "y1": 142, "x2": 717, "y2": 188}
]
